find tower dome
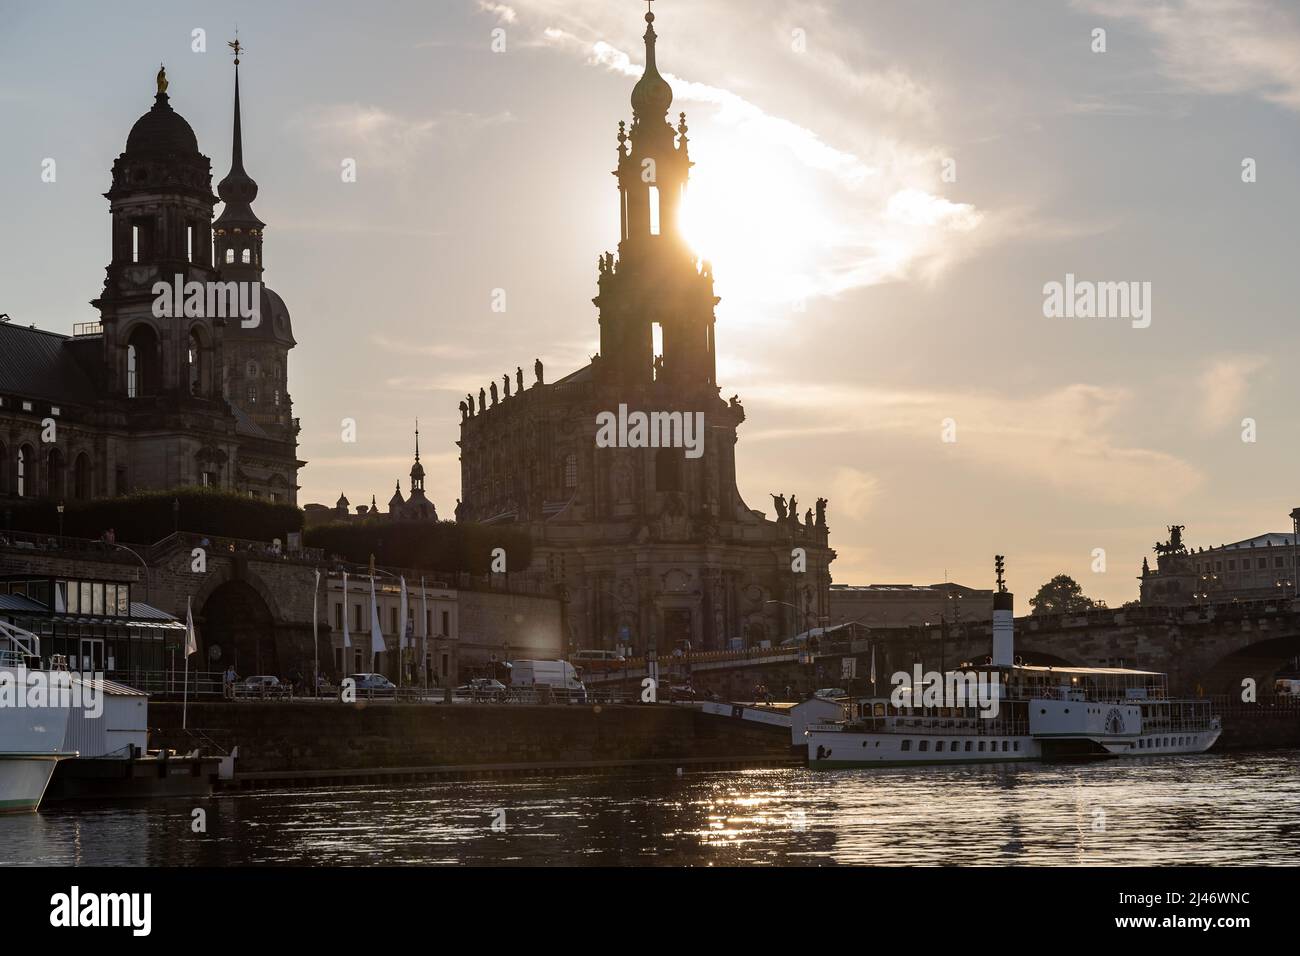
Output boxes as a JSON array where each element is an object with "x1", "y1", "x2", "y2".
[
  {"x1": 124, "y1": 68, "x2": 200, "y2": 156},
  {"x1": 630, "y1": 13, "x2": 673, "y2": 119}
]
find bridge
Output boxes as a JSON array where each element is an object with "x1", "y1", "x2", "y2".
[{"x1": 584, "y1": 599, "x2": 1300, "y2": 699}]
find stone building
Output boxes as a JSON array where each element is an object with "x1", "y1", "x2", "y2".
[
  {"x1": 829, "y1": 582, "x2": 994, "y2": 629},
  {"x1": 1139, "y1": 519, "x2": 1300, "y2": 606},
  {"x1": 0, "y1": 58, "x2": 300, "y2": 506},
  {"x1": 456, "y1": 9, "x2": 835, "y2": 655},
  {"x1": 303, "y1": 424, "x2": 440, "y2": 528}
]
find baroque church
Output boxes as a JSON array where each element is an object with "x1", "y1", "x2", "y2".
[
  {"x1": 0, "y1": 53, "x2": 300, "y2": 505},
  {"x1": 457, "y1": 10, "x2": 835, "y2": 654}
]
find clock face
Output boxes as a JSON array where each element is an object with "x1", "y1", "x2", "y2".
[{"x1": 1105, "y1": 707, "x2": 1126, "y2": 735}]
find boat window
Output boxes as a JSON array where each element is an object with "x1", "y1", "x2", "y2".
[
  {"x1": 951, "y1": 741, "x2": 959, "y2": 751},
  {"x1": 1013, "y1": 741, "x2": 1020, "y2": 751},
  {"x1": 901, "y1": 740, "x2": 911, "y2": 751},
  {"x1": 978, "y1": 741, "x2": 986, "y2": 752},
  {"x1": 918, "y1": 740, "x2": 929, "y2": 752},
  {"x1": 1001, "y1": 740, "x2": 1009, "y2": 752},
  {"x1": 935, "y1": 740, "x2": 944, "y2": 751},
  {"x1": 964, "y1": 741, "x2": 972, "y2": 751}
]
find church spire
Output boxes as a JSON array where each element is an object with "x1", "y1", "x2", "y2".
[
  {"x1": 214, "y1": 35, "x2": 265, "y2": 276},
  {"x1": 410, "y1": 419, "x2": 426, "y2": 492}
]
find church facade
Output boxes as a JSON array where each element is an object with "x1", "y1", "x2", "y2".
[
  {"x1": 0, "y1": 58, "x2": 300, "y2": 507},
  {"x1": 456, "y1": 10, "x2": 835, "y2": 655}
]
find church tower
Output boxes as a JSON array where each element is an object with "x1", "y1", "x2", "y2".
[
  {"x1": 95, "y1": 66, "x2": 222, "y2": 403},
  {"x1": 215, "y1": 42, "x2": 298, "y2": 444},
  {"x1": 596, "y1": 8, "x2": 719, "y2": 393}
]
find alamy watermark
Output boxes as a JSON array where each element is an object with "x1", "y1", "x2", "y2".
[
  {"x1": 1042, "y1": 273, "x2": 1151, "y2": 329},
  {"x1": 152, "y1": 275, "x2": 261, "y2": 328},
  {"x1": 890, "y1": 665, "x2": 1000, "y2": 718},
  {"x1": 595, "y1": 403, "x2": 705, "y2": 459},
  {"x1": 0, "y1": 670, "x2": 104, "y2": 718}
]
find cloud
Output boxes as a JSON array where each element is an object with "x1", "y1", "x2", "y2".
[
  {"x1": 1074, "y1": 0, "x2": 1300, "y2": 111},
  {"x1": 829, "y1": 467, "x2": 880, "y2": 520},
  {"x1": 288, "y1": 106, "x2": 513, "y2": 172},
  {"x1": 1197, "y1": 356, "x2": 1268, "y2": 429},
  {"x1": 738, "y1": 380, "x2": 1204, "y2": 507}
]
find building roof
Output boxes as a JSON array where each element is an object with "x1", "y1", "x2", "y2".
[
  {"x1": 0, "y1": 594, "x2": 48, "y2": 612},
  {"x1": 1208, "y1": 533, "x2": 1295, "y2": 551},
  {"x1": 0, "y1": 323, "x2": 98, "y2": 405}
]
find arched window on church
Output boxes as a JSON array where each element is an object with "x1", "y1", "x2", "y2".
[
  {"x1": 247, "y1": 360, "x2": 259, "y2": 378},
  {"x1": 655, "y1": 448, "x2": 680, "y2": 492},
  {"x1": 564, "y1": 453, "x2": 578, "y2": 491},
  {"x1": 225, "y1": 248, "x2": 235, "y2": 264},
  {"x1": 46, "y1": 447, "x2": 65, "y2": 500},
  {"x1": 241, "y1": 248, "x2": 251, "y2": 265},
  {"x1": 127, "y1": 344, "x2": 137, "y2": 398},
  {"x1": 73, "y1": 453, "x2": 91, "y2": 500},
  {"x1": 16, "y1": 444, "x2": 32, "y2": 498}
]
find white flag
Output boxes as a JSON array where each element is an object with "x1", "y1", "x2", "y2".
[
  {"x1": 341, "y1": 571, "x2": 351, "y2": 648},
  {"x1": 185, "y1": 596, "x2": 198, "y2": 658},
  {"x1": 398, "y1": 576, "x2": 408, "y2": 651},
  {"x1": 369, "y1": 575, "x2": 386, "y2": 655}
]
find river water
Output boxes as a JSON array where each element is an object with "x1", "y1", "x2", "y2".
[{"x1": 4, "y1": 750, "x2": 1298, "y2": 866}]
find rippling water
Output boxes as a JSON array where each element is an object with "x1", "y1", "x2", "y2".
[{"x1": 4, "y1": 750, "x2": 1298, "y2": 866}]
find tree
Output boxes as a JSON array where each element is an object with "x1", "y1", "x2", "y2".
[{"x1": 1028, "y1": 574, "x2": 1096, "y2": 616}]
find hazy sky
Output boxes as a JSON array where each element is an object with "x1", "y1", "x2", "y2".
[{"x1": 2, "y1": 0, "x2": 1298, "y2": 606}]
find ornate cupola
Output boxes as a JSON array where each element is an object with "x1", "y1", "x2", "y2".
[{"x1": 213, "y1": 40, "x2": 265, "y2": 278}]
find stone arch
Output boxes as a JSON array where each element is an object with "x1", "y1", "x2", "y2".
[
  {"x1": 1203, "y1": 633, "x2": 1300, "y2": 696},
  {"x1": 187, "y1": 323, "x2": 212, "y2": 397},
  {"x1": 198, "y1": 576, "x2": 279, "y2": 676}
]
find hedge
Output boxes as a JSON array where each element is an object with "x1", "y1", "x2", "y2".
[
  {"x1": 1, "y1": 487, "x2": 303, "y2": 544},
  {"x1": 304, "y1": 519, "x2": 533, "y2": 575}
]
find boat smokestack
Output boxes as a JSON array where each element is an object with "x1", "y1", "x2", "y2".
[{"x1": 992, "y1": 555, "x2": 1014, "y2": 667}]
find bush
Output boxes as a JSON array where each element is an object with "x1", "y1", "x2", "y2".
[
  {"x1": 304, "y1": 519, "x2": 532, "y2": 575},
  {"x1": 1, "y1": 488, "x2": 303, "y2": 544}
]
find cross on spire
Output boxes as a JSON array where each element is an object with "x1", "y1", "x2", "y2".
[{"x1": 228, "y1": 32, "x2": 244, "y2": 66}]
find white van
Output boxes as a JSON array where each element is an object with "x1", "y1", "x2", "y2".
[
  {"x1": 571, "y1": 649, "x2": 626, "y2": 672},
  {"x1": 510, "y1": 659, "x2": 587, "y2": 700}
]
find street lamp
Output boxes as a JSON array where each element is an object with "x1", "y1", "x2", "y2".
[{"x1": 56, "y1": 501, "x2": 65, "y2": 538}]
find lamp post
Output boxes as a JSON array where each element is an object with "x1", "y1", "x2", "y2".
[
  {"x1": 1290, "y1": 507, "x2": 1300, "y2": 599},
  {"x1": 56, "y1": 501, "x2": 65, "y2": 539}
]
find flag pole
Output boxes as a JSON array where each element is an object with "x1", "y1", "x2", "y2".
[
  {"x1": 313, "y1": 569, "x2": 321, "y2": 697},
  {"x1": 183, "y1": 595, "x2": 195, "y2": 731}
]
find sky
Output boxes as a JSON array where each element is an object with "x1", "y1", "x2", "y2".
[{"x1": 2, "y1": 0, "x2": 1298, "y2": 607}]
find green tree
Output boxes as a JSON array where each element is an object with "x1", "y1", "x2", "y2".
[{"x1": 1028, "y1": 574, "x2": 1097, "y2": 616}]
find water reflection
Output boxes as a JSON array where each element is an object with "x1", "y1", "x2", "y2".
[{"x1": 3, "y1": 750, "x2": 1296, "y2": 866}]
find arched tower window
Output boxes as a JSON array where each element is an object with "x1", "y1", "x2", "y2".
[
  {"x1": 564, "y1": 453, "x2": 578, "y2": 491},
  {"x1": 225, "y1": 248, "x2": 235, "y2": 264},
  {"x1": 188, "y1": 330, "x2": 204, "y2": 396},
  {"x1": 126, "y1": 325, "x2": 159, "y2": 398}
]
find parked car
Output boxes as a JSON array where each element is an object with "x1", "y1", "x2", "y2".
[
  {"x1": 814, "y1": 687, "x2": 849, "y2": 699},
  {"x1": 349, "y1": 673, "x2": 396, "y2": 695},
  {"x1": 457, "y1": 678, "x2": 509, "y2": 701},
  {"x1": 667, "y1": 684, "x2": 699, "y2": 702},
  {"x1": 571, "y1": 649, "x2": 627, "y2": 672},
  {"x1": 239, "y1": 675, "x2": 286, "y2": 698}
]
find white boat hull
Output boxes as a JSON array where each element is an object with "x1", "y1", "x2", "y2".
[
  {"x1": 0, "y1": 755, "x2": 64, "y2": 813},
  {"x1": 0, "y1": 667, "x2": 76, "y2": 812},
  {"x1": 807, "y1": 725, "x2": 1221, "y2": 769}
]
